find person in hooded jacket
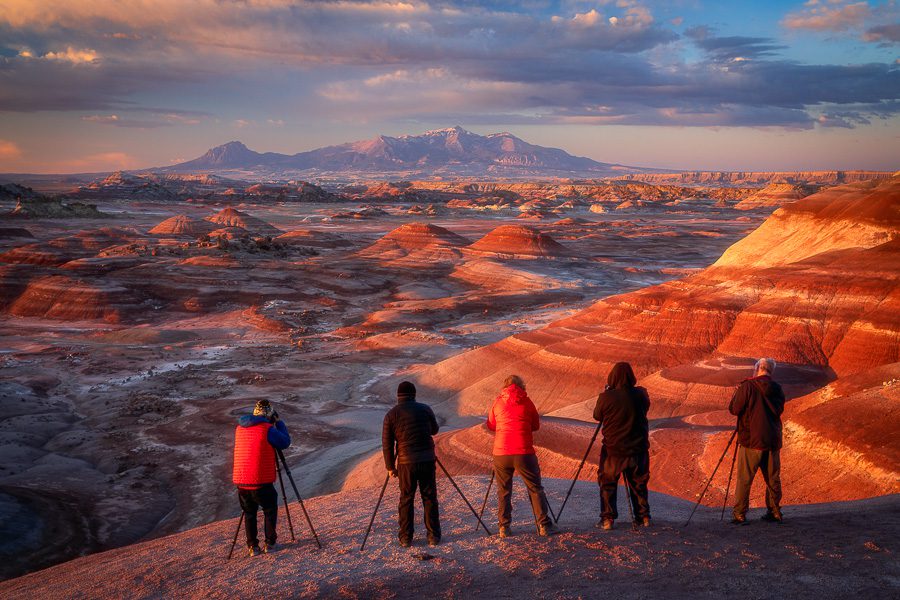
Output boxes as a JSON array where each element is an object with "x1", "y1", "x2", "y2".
[
  {"x1": 232, "y1": 399, "x2": 291, "y2": 556},
  {"x1": 729, "y1": 357, "x2": 786, "y2": 524},
  {"x1": 487, "y1": 375, "x2": 557, "y2": 537},
  {"x1": 593, "y1": 362, "x2": 651, "y2": 530},
  {"x1": 382, "y1": 381, "x2": 441, "y2": 547}
]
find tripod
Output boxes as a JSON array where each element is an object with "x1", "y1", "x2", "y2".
[
  {"x1": 360, "y1": 458, "x2": 492, "y2": 550},
  {"x1": 437, "y1": 457, "x2": 492, "y2": 535},
  {"x1": 474, "y1": 463, "x2": 558, "y2": 531},
  {"x1": 275, "y1": 456, "x2": 296, "y2": 542},
  {"x1": 475, "y1": 470, "x2": 494, "y2": 532},
  {"x1": 555, "y1": 421, "x2": 601, "y2": 523},
  {"x1": 227, "y1": 449, "x2": 322, "y2": 559},
  {"x1": 683, "y1": 429, "x2": 737, "y2": 527},
  {"x1": 276, "y1": 448, "x2": 322, "y2": 549},
  {"x1": 359, "y1": 474, "x2": 391, "y2": 551}
]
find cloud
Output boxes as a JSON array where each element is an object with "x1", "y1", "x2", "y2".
[
  {"x1": 0, "y1": 0, "x2": 897, "y2": 131},
  {"x1": 54, "y1": 151, "x2": 139, "y2": 172},
  {"x1": 42, "y1": 47, "x2": 99, "y2": 64},
  {"x1": 691, "y1": 35, "x2": 786, "y2": 61},
  {"x1": 864, "y1": 23, "x2": 900, "y2": 44},
  {"x1": 782, "y1": 1, "x2": 870, "y2": 32},
  {"x1": 0, "y1": 139, "x2": 22, "y2": 160},
  {"x1": 82, "y1": 110, "x2": 203, "y2": 128}
]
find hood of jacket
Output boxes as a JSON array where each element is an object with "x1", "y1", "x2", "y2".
[
  {"x1": 748, "y1": 375, "x2": 775, "y2": 393},
  {"x1": 238, "y1": 415, "x2": 270, "y2": 428},
  {"x1": 499, "y1": 383, "x2": 528, "y2": 405}
]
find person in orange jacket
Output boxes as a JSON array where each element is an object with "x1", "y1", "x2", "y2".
[
  {"x1": 487, "y1": 375, "x2": 557, "y2": 537},
  {"x1": 232, "y1": 399, "x2": 291, "y2": 556}
]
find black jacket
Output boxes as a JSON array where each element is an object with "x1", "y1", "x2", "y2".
[
  {"x1": 729, "y1": 376, "x2": 785, "y2": 451},
  {"x1": 592, "y1": 386, "x2": 651, "y2": 456},
  {"x1": 382, "y1": 399, "x2": 439, "y2": 469}
]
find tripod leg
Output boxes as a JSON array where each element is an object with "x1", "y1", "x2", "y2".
[
  {"x1": 227, "y1": 511, "x2": 245, "y2": 560},
  {"x1": 683, "y1": 429, "x2": 737, "y2": 527},
  {"x1": 276, "y1": 459, "x2": 296, "y2": 541},
  {"x1": 720, "y1": 440, "x2": 739, "y2": 521},
  {"x1": 556, "y1": 421, "x2": 601, "y2": 523},
  {"x1": 436, "y1": 457, "x2": 492, "y2": 535},
  {"x1": 546, "y1": 497, "x2": 558, "y2": 524},
  {"x1": 475, "y1": 469, "x2": 495, "y2": 532},
  {"x1": 276, "y1": 449, "x2": 322, "y2": 549},
  {"x1": 622, "y1": 470, "x2": 638, "y2": 533},
  {"x1": 360, "y1": 474, "x2": 390, "y2": 551}
]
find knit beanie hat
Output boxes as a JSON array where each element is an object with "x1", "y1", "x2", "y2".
[
  {"x1": 253, "y1": 399, "x2": 272, "y2": 417},
  {"x1": 397, "y1": 381, "x2": 416, "y2": 401}
]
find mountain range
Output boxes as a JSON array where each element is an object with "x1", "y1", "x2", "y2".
[{"x1": 161, "y1": 126, "x2": 657, "y2": 180}]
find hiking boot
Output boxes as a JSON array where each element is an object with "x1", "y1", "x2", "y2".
[
  {"x1": 596, "y1": 518, "x2": 614, "y2": 531},
  {"x1": 730, "y1": 515, "x2": 747, "y2": 525},
  {"x1": 399, "y1": 538, "x2": 412, "y2": 548},
  {"x1": 760, "y1": 511, "x2": 783, "y2": 523},
  {"x1": 263, "y1": 542, "x2": 277, "y2": 553},
  {"x1": 498, "y1": 526, "x2": 511, "y2": 538},
  {"x1": 538, "y1": 522, "x2": 559, "y2": 537},
  {"x1": 248, "y1": 545, "x2": 263, "y2": 557},
  {"x1": 427, "y1": 535, "x2": 441, "y2": 547},
  {"x1": 636, "y1": 516, "x2": 651, "y2": 527}
]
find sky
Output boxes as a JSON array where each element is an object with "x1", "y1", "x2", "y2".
[{"x1": 0, "y1": 0, "x2": 898, "y2": 173}]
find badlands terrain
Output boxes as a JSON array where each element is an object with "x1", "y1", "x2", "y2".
[{"x1": 0, "y1": 170, "x2": 897, "y2": 595}]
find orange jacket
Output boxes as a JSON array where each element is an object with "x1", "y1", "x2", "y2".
[{"x1": 487, "y1": 384, "x2": 540, "y2": 455}]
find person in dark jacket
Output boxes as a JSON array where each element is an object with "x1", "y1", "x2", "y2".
[
  {"x1": 729, "y1": 357, "x2": 786, "y2": 524},
  {"x1": 487, "y1": 375, "x2": 557, "y2": 537},
  {"x1": 593, "y1": 362, "x2": 651, "y2": 530},
  {"x1": 382, "y1": 381, "x2": 441, "y2": 547},
  {"x1": 232, "y1": 399, "x2": 291, "y2": 556}
]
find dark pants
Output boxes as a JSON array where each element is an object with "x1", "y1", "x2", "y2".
[
  {"x1": 598, "y1": 447, "x2": 651, "y2": 521},
  {"x1": 397, "y1": 460, "x2": 441, "y2": 542},
  {"x1": 238, "y1": 484, "x2": 278, "y2": 547},
  {"x1": 494, "y1": 454, "x2": 552, "y2": 528},
  {"x1": 733, "y1": 446, "x2": 782, "y2": 518}
]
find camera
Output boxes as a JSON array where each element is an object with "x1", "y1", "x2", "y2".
[{"x1": 269, "y1": 410, "x2": 279, "y2": 423}]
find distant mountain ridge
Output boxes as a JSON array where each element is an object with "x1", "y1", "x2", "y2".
[{"x1": 162, "y1": 126, "x2": 658, "y2": 180}]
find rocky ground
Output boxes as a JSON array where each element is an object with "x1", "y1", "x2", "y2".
[{"x1": 0, "y1": 478, "x2": 896, "y2": 599}]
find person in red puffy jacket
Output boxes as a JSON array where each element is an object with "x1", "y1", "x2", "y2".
[
  {"x1": 487, "y1": 375, "x2": 557, "y2": 537},
  {"x1": 232, "y1": 399, "x2": 291, "y2": 556}
]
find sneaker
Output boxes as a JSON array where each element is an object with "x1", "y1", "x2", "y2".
[
  {"x1": 248, "y1": 545, "x2": 263, "y2": 557},
  {"x1": 263, "y1": 542, "x2": 277, "y2": 553},
  {"x1": 538, "y1": 523, "x2": 559, "y2": 537},
  {"x1": 399, "y1": 538, "x2": 412, "y2": 548},
  {"x1": 636, "y1": 516, "x2": 651, "y2": 527},
  {"x1": 427, "y1": 536, "x2": 440, "y2": 547},
  {"x1": 760, "y1": 511, "x2": 783, "y2": 523},
  {"x1": 730, "y1": 515, "x2": 747, "y2": 525},
  {"x1": 498, "y1": 526, "x2": 511, "y2": 538},
  {"x1": 596, "y1": 518, "x2": 614, "y2": 530}
]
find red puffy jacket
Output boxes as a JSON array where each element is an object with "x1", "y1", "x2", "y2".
[
  {"x1": 487, "y1": 384, "x2": 540, "y2": 455},
  {"x1": 233, "y1": 422, "x2": 276, "y2": 487}
]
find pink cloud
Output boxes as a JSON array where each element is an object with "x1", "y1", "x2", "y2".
[
  {"x1": 55, "y1": 151, "x2": 139, "y2": 172},
  {"x1": 43, "y1": 47, "x2": 100, "y2": 64},
  {"x1": 782, "y1": 1, "x2": 870, "y2": 32},
  {"x1": 0, "y1": 139, "x2": 23, "y2": 161}
]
